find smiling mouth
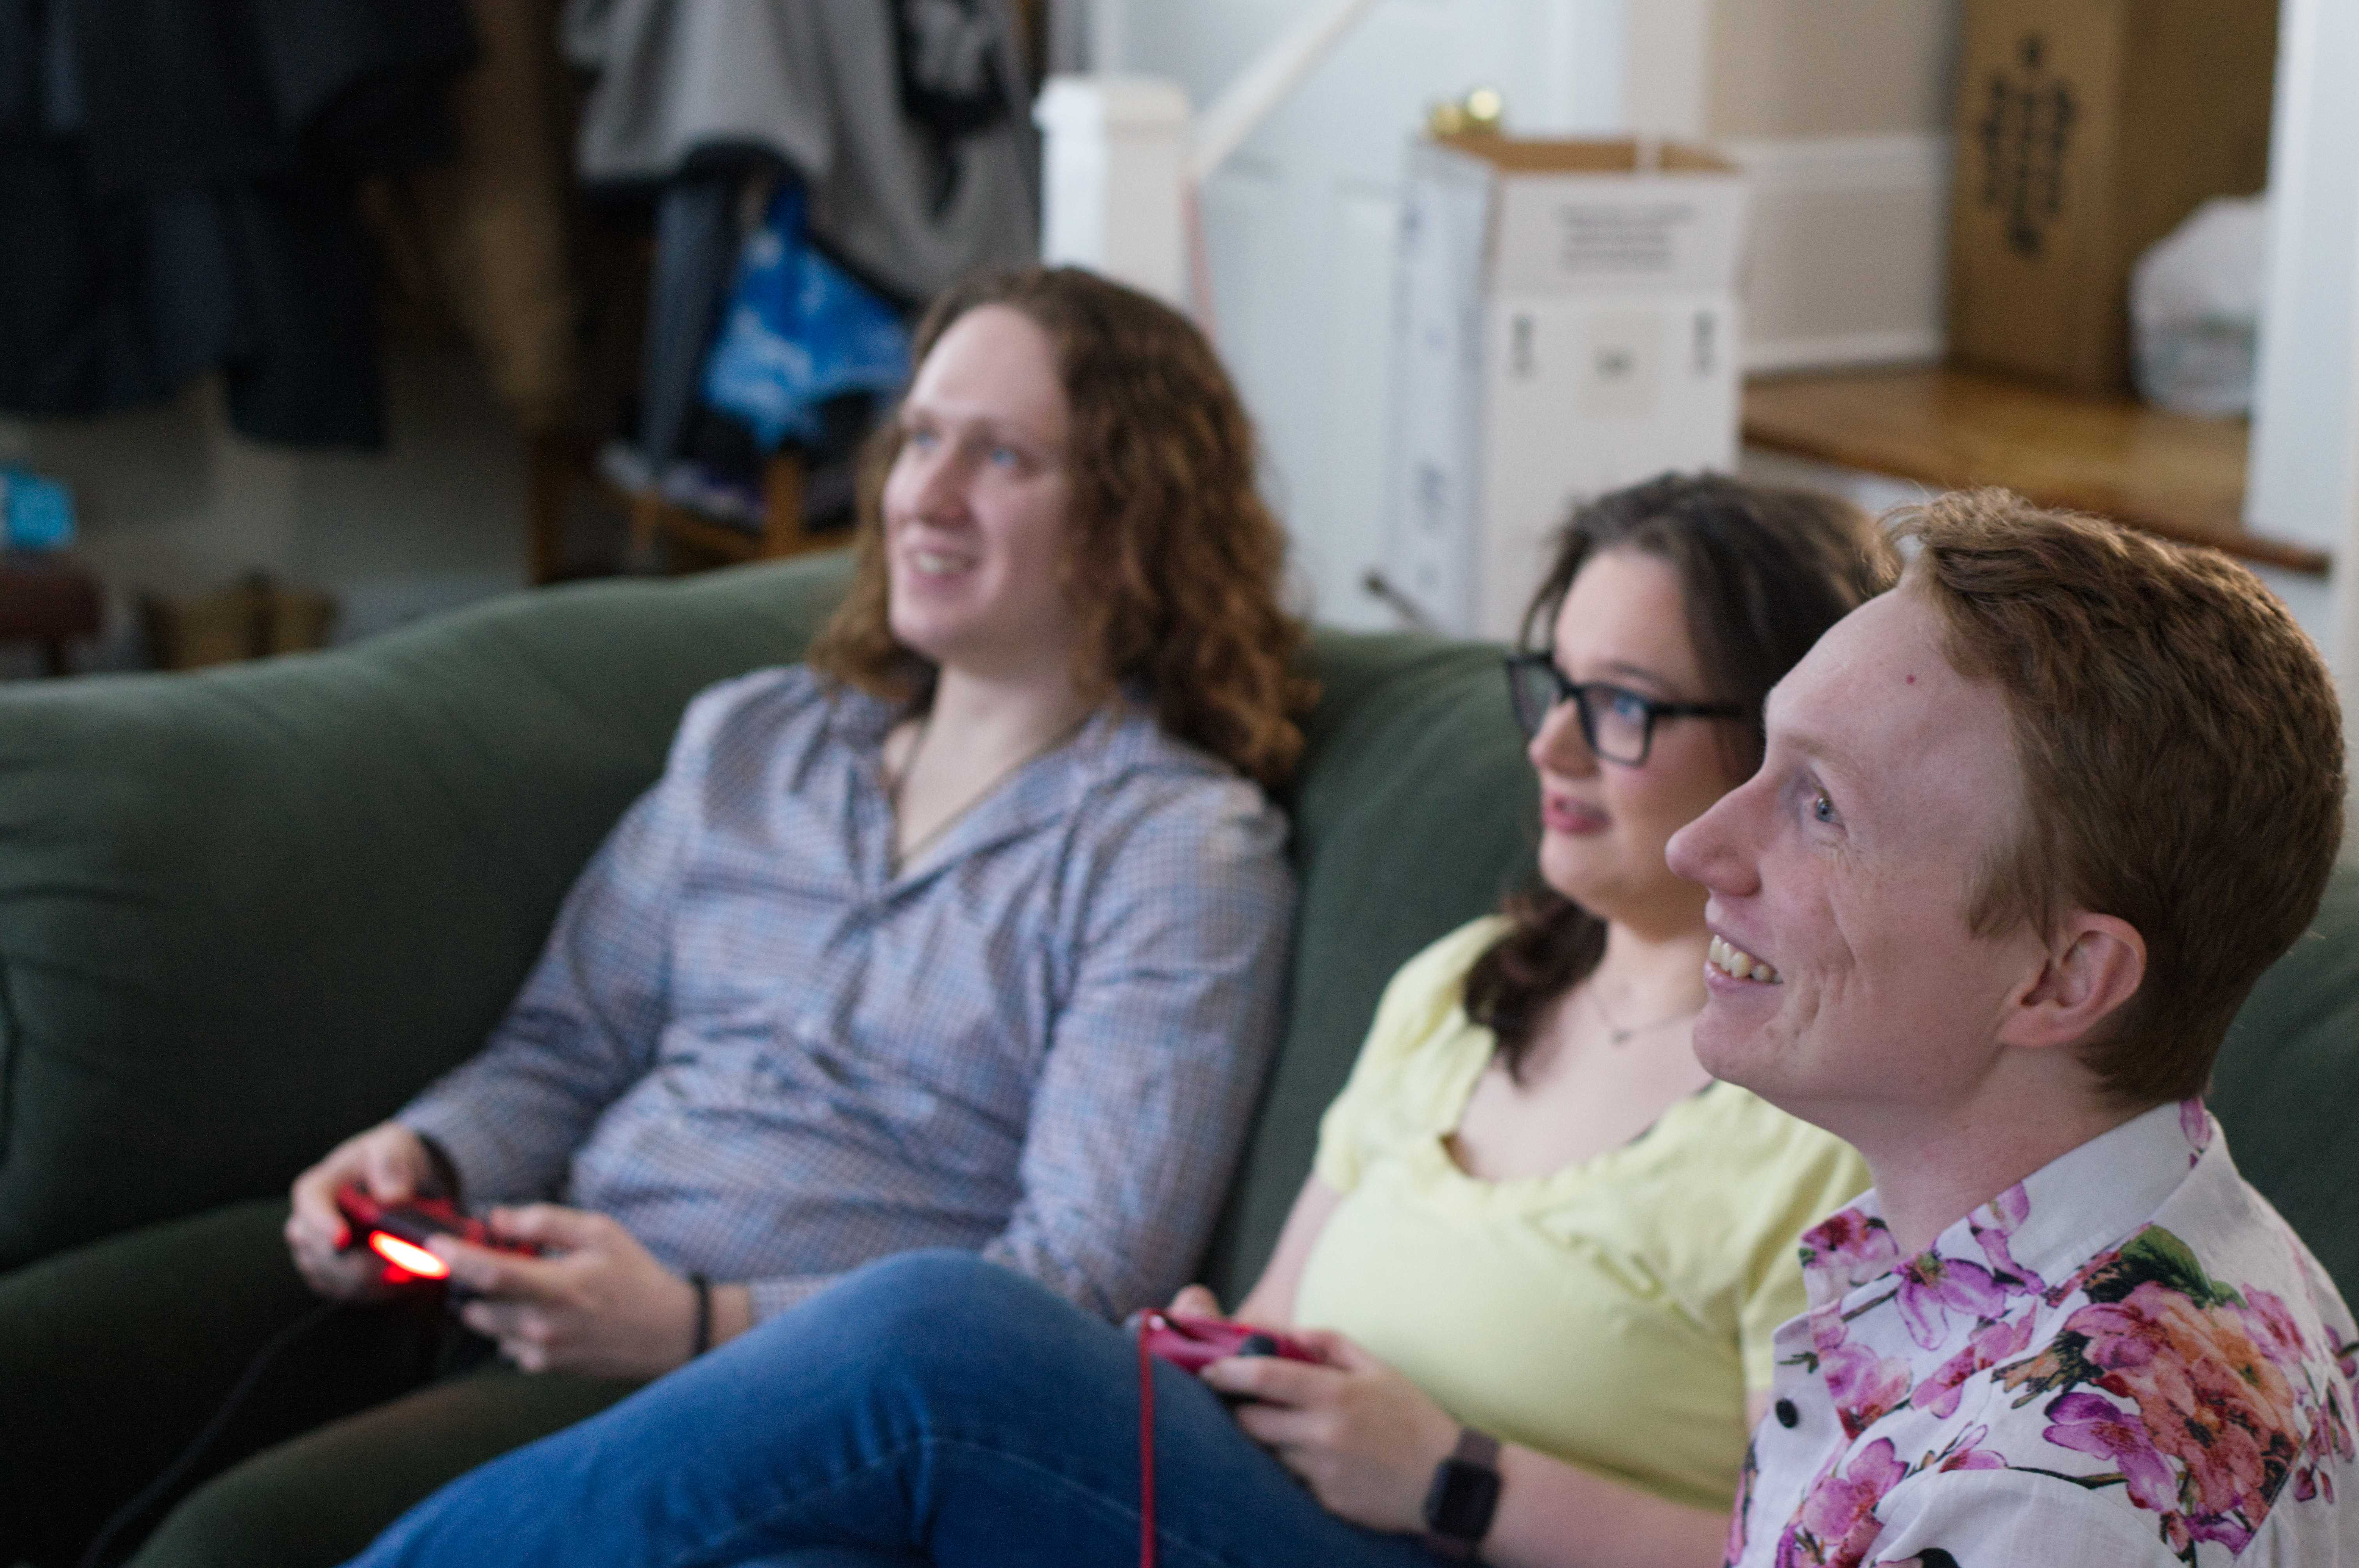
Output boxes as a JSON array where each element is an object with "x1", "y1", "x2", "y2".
[
  {"x1": 905, "y1": 549, "x2": 975, "y2": 578},
  {"x1": 1546, "y1": 797, "x2": 1607, "y2": 830},
  {"x1": 1707, "y1": 935, "x2": 1781, "y2": 984}
]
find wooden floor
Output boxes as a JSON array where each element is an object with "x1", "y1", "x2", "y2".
[{"x1": 1741, "y1": 367, "x2": 2329, "y2": 575}]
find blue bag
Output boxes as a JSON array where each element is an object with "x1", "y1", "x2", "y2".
[
  {"x1": 0, "y1": 467, "x2": 75, "y2": 550},
  {"x1": 701, "y1": 184, "x2": 911, "y2": 451}
]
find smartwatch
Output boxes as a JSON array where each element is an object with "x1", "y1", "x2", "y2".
[{"x1": 1421, "y1": 1427, "x2": 1501, "y2": 1557}]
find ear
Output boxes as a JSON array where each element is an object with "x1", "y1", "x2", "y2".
[{"x1": 1995, "y1": 913, "x2": 2147, "y2": 1053}]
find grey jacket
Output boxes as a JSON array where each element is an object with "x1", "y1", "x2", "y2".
[{"x1": 562, "y1": 0, "x2": 1038, "y2": 302}]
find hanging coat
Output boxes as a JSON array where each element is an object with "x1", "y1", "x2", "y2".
[
  {"x1": 0, "y1": 0, "x2": 474, "y2": 447},
  {"x1": 362, "y1": 0, "x2": 584, "y2": 435},
  {"x1": 560, "y1": 0, "x2": 1037, "y2": 307}
]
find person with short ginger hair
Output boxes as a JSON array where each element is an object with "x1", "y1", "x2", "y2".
[{"x1": 1670, "y1": 490, "x2": 2358, "y2": 1567}]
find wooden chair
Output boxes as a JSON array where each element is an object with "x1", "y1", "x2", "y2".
[
  {"x1": 527, "y1": 440, "x2": 846, "y2": 582},
  {"x1": 626, "y1": 450, "x2": 838, "y2": 567}
]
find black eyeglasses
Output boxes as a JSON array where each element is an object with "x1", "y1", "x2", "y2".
[{"x1": 1503, "y1": 653, "x2": 1748, "y2": 765}]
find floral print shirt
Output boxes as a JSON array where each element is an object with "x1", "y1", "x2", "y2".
[{"x1": 1728, "y1": 1099, "x2": 2359, "y2": 1568}]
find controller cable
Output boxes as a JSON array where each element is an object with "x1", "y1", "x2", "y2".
[
  {"x1": 1136, "y1": 1316, "x2": 1161, "y2": 1568},
  {"x1": 76, "y1": 1298, "x2": 346, "y2": 1568},
  {"x1": 1130, "y1": 1315, "x2": 1284, "y2": 1568}
]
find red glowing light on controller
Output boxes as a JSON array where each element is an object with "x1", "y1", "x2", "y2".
[{"x1": 369, "y1": 1231, "x2": 450, "y2": 1280}]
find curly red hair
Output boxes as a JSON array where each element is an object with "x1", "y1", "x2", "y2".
[{"x1": 807, "y1": 267, "x2": 1314, "y2": 787}]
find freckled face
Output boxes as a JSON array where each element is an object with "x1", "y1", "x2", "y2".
[
  {"x1": 1663, "y1": 583, "x2": 2044, "y2": 1133},
  {"x1": 1527, "y1": 549, "x2": 1749, "y2": 933},
  {"x1": 882, "y1": 305, "x2": 1079, "y2": 681}
]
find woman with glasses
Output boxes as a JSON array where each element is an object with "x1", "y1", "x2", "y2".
[{"x1": 343, "y1": 473, "x2": 1897, "y2": 1568}]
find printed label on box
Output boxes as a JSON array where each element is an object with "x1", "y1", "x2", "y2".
[
  {"x1": 1575, "y1": 308, "x2": 1665, "y2": 421},
  {"x1": 1493, "y1": 173, "x2": 1747, "y2": 296}
]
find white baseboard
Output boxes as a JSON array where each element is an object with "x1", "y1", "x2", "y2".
[
  {"x1": 1746, "y1": 327, "x2": 1947, "y2": 374},
  {"x1": 1722, "y1": 132, "x2": 1953, "y2": 374}
]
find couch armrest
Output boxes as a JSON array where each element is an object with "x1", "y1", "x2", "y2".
[{"x1": 0, "y1": 556, "x2": 850, "y2": 1271}]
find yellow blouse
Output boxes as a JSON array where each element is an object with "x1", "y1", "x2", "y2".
[{"x1": 1294, "y1": 918, "x2": 1870, "y2": 1512}]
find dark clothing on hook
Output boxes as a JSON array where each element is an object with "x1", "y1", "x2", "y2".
[
  {"x1": 0, "y1": 0, "x2": 474, "y2": 448},
  {"x1": 637, "y1": 170, "x2": 741, "y2": 471},
  {"x1": 563, "y1": 0, "x2": 1037, "y2": 306}
]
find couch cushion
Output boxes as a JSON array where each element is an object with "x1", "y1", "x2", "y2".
[
  {"x1": 2209, "y1": 861, "x2": 2359, "y2": 1303},
  {"x1": 1199, "y1": 632, "x2": 1537, "y2": 1301},
  {"x1": 0, "y1": 558, "x2": 851, "y2": 1270}
]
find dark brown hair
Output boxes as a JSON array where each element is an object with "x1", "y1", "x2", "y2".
[
  {"x1": 805, "y1": 267, "x2": 1314, "y2": 787},
  {"x1": 1463, "y1": 472, "x2": 1897, "y2": 1075},
  {"x1": 1894, "y1": 489, "x2": 2345, "y2": 1106}
]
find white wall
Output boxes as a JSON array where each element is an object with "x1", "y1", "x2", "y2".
[
  {"x1": 1099, "y1": 0, "x2": 1959, "y2": 628},
  {"x1": 1102, "y1": 0, "x2": 1626, "y2": 630},
  {"x1": 1713, "y1": 0, "x2": 1958, "y2": 372},
  {"x1": 0, "y1": 349, "x2": 531, "y2": 671},
  {"x1": 2247, "y1": 0, "x2": 2359, "y2": 813},
  {"x1": 1729, "y1": 134, "x2": 1952, "y2": 372}
]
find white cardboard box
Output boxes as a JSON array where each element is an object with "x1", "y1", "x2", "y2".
[{"x1": 1385, "y1": 137, "x2": 1749, "y2": 640}]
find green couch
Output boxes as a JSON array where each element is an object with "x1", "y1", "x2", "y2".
[
  {"x1": 2, "y1": 554, "x2": 2354, "y2": 1541},
  {"x1": 0, "y1": 551, "x2": 1552, "y2": 1297}
]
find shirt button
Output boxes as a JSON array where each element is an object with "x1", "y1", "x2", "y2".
[{"x1": 1775, "y1": 1399, "x2": 1800, "y2": 1428}]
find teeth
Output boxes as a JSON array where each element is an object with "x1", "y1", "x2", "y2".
[
  {"x1": 911, "y1": 551, "x2": 972, "y2": 576},
  {"x1": 1708, "y1": 935, "x2": 1780, "y2": 984}
]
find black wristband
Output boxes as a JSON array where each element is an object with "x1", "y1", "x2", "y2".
[
  {"x1": 1422, "y1": 1427, "x2": 1502, "y2": 1556},
  {"x1": 689, "y1": 1273, "x2": 713, "y2": 1358}
]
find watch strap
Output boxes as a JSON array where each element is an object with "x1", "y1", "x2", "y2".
[
  {"x1": 1421, "y1": 1427, "x2": 1502, "y2": 1557},
  {"x1": 1448, "y1": 1427, "x2": 1499, "y2": 1470}
]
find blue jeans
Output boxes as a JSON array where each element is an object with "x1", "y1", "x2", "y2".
[{"x1": 346, "y1": 1251, "x2": 1444, "y2": 1568}]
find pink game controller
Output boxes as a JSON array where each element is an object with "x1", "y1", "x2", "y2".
[{"x1": 1131, "y1": 1310, "x2": 1323, "y2": 1373}]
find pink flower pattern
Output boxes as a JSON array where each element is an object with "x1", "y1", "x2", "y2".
[
  {"x1": 1818, "y1": 1336, "x2": 1914, "y2": 1438},
  {"x1": 2045, "y1": 1389, "x2": 2183, "y2": 1513},
  {"x1": 1739, "y1": 1100, "x2": 2359, "y2": 1568},
  {"x1": 1728, "y1": 1441, "x2": 1760, "y2": 1566},
  {"x1": 1909, "y1": 1310, "x2": 2036, "y2": 1421},
  {"x1": 1775, "y1": 1440, "x2": 1910, "y2": 1568},
  {"x1": 1893, "y1": 1253, "x2": 2008, "y2": 1349},
  {"x1": 1931, "y1": 1422, "x2": 2008, "y2": 1473},
  {"x1": 1799, "y1": 1210, "x2": 1905, "y2": 1300},
  {"x1": 1966, "y1": 1182, "x2": 2045, "y2": 1296},
  {"x1": 2182, "y1": 1097, "x2": 2214, "y2": 1162}
]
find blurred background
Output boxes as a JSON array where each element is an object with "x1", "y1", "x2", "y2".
[{"x1": 0, "y1": 0, "x2": 2344, "y2": 697}]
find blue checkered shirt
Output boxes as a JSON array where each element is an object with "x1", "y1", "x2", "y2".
[{"x1": 398, "y1": 666, "x2": 1295, "y2": 1323}]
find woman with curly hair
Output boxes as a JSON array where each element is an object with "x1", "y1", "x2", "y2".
[
  {"x1": 73, "y1": 268, "x2": 1309, "y2": 1568},
  {"x1": 810, "y1": 267, "x2": 1310, "y2": 789},
  {"x1": 343, "y1": 474, "x2": 1896, "y2": 1568}
]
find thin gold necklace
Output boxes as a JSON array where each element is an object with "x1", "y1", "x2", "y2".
[
  {"x1": 1583, "y1": 985, "x2": 1701, "y2": 1047},
  {"x1": 887, "y1": 707, "x2": 1092, "y2": 872}
]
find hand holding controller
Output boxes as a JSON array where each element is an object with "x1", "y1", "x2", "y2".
[
  {"x1": 333, "y1": 1185, "x2": 537, "y2": 1287},
  {"x1": 1131, "y1": 1310, "x2": 1324, "y2": 1374},
  {"x1": 1129, "y1": 1312, "x2": 1325, "y2": 1566}
]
